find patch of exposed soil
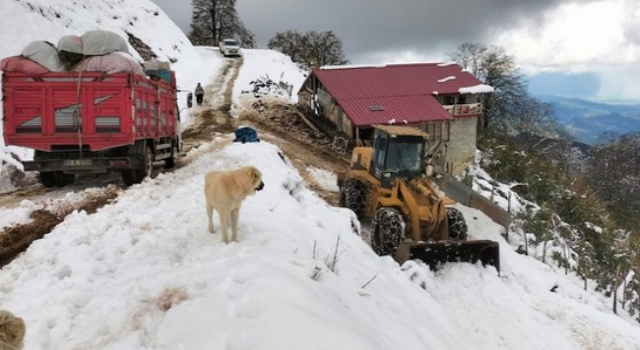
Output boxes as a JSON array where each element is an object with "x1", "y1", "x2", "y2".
[{"x1": 0, "y1": 189, "x2": 119, "y2": 267}]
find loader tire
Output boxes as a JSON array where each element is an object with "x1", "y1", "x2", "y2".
[
  {"x1": 446, "y1": 207, "x2": 468, "y2": 241},
  {"x1": 339, "y1": 178, "x2": 367, "y2": 218},
  {"x1": 371, "y1": 207, "x2": 404, "y2": 256}
]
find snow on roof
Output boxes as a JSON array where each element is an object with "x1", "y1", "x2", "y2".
[
  {"x1": 438, "y1": 76, "x2": 456, "y2": 83},
  {"x1": 459, "y1": 84, "x2": 494, "y2": 94},
  {"x1": 320, "y1": 64, "x2": 387, "y2": 70},
  {"x1": 437, "y1": 61, "x2": 459, "y2": 67}
]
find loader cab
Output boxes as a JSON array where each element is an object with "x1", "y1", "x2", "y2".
[{"x1": 370, "y1": 125, "x2": 428, "y2": 187}]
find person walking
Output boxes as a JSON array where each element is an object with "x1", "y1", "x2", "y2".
[{"x1": 195, "y1": 83, "x2": 204, "y2": 106}]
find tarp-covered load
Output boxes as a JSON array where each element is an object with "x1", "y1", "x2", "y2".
[
  {"x1": 1, "y1": 30, "x2": 151, "y2": 78},
  {"x1": 81, "y1": 30, "x2": 129, "y2": 56},
  {"x1": 57, "y1": 35, "x2": 84, "y2": 71},
  {"x1": 20, "y1": 41, "x2": 62, "y2": 71},
  {"x1": 73, "y1": 52, "x2": 145, "y2": 76},
  {"x1": 143, "y1": 58, "x2": 172, "y2": 84},
  {"x1": 0, "y1": 56, "x2": 50, "y2": 75},
  {"x1": 142, "y1": 58, "x2": 170, "y2": 71}
]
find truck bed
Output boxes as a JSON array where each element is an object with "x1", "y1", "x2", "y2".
[{"x1": 2, "y1": 71, "x2": 178, "y2": 152}]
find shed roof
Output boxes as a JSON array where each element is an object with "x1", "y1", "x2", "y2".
[{"x1": 309, "y1": 62, "x2": 491, "y2": 126}]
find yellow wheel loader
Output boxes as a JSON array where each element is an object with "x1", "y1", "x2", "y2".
[{"x1": 338, "y1": 125, "x2": 500, "y2": 271}]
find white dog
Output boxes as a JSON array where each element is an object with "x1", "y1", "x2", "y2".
[{"x1": 204, "y1": 166, "x2": 264, "y2": 243}]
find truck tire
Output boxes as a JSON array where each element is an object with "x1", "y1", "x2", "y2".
[
  {"x1": 446, "y1": 207, "x2": 468, "y2": 241},
  {"x1": 122, "y1": 170, "x2": 137, "y2": 187},
  {"x1": 339, "y1": 178, "x2": 367, "y2": 218},
  {"x1": 39, "y1": 172, "x2": 56, "y2": 188},
  {"x1": 136, "y1": 146, "x2": 154, "y2": 180},
  {"x1": 371, "y1": 207, "x2": 404, "y2": 256},
  {"x1": 54, "y1": 172, "x2": 75, "y2": 187},
  {"x1": 164, "y1": 142, "x2": 177, "y2": 169},
  {"x1": 122, "y1": 146, "x2": 154, "y2": 186}
]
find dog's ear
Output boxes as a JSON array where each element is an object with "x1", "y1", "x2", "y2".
[{"x1": 251, "y1": 167, "x2": 262, "y2": 183}]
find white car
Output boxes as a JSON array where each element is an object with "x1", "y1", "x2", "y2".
[{"x1": 219, "y1": 38, "x2": 241, "y2": 57}]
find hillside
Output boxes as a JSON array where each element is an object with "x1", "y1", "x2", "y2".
[
  {"x1": 536, "y1": 95, "x2": 640, "y2": 144},
  {"x1": 1, "y1": 1, "x2": 640, "y2": 349}
]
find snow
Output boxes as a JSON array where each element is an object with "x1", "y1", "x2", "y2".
[
  {"x1": 1, "y1": 1, "x2": 640, "y2": 349},
  {"x1": 320, "y1": 64, "x2": 387, "y2": 70},
  {"x1": 307, "y1": 166, "x2": 339, "y2": 192},
  {"x1": 438, "y1": 76, "x2": 457, "y2": 83},
  {"x1": 437, "y1": 62, "x2": 459, "y2": 67},
  {"x1": 459, "y1": 84, "x2": 495, "y2": 94}
]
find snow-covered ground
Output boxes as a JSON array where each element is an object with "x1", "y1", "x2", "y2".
[{"x1": 1, "y1": 1, "x2": 640, "y2": 349}]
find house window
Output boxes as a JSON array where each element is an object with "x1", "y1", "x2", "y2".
[
  {"x1": 457, "y1": 95, "x2": 467, "y2": 104},
  {"x1": 444, "y1": 96, "x2": 455, "y2": 105}
]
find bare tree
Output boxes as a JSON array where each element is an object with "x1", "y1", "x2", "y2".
[
  {"x1": 189, "y1": 0, "x2": 247, "y2": 46},
  {"x1": 268, "y1": 30, "x2": 349, "y2": 70},
  {"x1": 448, "y1": 43, "x2": 528, "y2": 132}
]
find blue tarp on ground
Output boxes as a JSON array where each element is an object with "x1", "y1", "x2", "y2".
[{"x1": 234, "y1": 127, "x2": 260, "y2": 143}]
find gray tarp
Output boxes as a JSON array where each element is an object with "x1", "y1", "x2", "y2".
[
  {"x1": 20, "y1": 41, "x2": 61, "y2": 71},
  {"x1": 57, "y1": 35, "x2": 83, "y2": 54},
  {"x1": 81, "y1": 30, "x2": 129, "y2": 56}
]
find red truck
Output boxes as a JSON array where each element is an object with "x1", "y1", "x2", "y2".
[{"x1": 2, "y1": 71, "x2": 182, "y2": 187}]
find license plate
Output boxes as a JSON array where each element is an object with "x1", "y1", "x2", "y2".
[{"x1": 63, "y1": 159, "x2": 92, "y2": 166}]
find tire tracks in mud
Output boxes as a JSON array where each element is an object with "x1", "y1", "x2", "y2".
[{"x1": 0, "y1": 188, "x2": 119, "y2": 267}]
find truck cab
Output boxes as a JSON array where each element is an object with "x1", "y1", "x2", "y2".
[{"x1": 219, "y1": 38, "x2": 241, "y2": 57}]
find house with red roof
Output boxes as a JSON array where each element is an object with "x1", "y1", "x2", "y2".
[{"x1": 297, "y1": 62, "x2": 493, "y2": 175}]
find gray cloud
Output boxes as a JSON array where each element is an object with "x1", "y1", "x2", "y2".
[{"x1": 153, "y1": 0, "x2": 601, "y2": 63}]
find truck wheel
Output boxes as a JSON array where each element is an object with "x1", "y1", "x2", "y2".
[
  {"x1": 371, "y1": 208, "x2": 404, "y2": 256},
  {"x1": 122, "y1": 170, "x2": 137, "y2": 187},
  {"x1": 164, "y1": 143, "x2": 177, "y2": 169},
  {"x1": 446, "y1": 207, "x2": 468, "y2": 241},
  {"x1": 136, "y1": 146, "x2": 154, "y2": 180},
  {"x1": 55, "y1": 173, "x2": 75, "y2": 187},
  {"x1": 39, "y1": 172, "x2": 56, "y2": 188},
  {"x1": 339, "y1": 178, "x2": 367, "y2": 218}
]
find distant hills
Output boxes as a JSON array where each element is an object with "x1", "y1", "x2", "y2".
[{"x1": 535, "y1": 95, "x2": 640, "y2": 145}]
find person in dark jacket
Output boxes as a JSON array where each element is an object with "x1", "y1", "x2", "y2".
[{"x1": 195, "y1": 83, "x2": 204, "y2": 106}]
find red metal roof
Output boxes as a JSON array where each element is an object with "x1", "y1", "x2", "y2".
[
  {"x1": 339, "y1": 95, "x2": 453, "y2": 127},
  {"x1": 311, "y1": 62, "x2": 487, "y2": 126}
]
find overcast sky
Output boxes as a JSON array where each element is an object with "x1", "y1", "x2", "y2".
[{"x1": 150, "y1": 0, "x2": 640, "y2": 102}]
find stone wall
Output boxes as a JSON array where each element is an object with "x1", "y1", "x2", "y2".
[{"x1": 446, "y1": 117, "x2": 477, "y2": 175}]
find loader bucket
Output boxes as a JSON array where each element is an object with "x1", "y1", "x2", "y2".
[{"x1": 409, "y1": 240, "x2": 500, "y2": 272}]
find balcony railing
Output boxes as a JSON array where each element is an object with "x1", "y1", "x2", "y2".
[{"x1": 443, "y1": 103, "x2": 482, "y2": 116}]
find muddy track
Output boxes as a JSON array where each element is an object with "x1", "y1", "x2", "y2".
[
  {"x1": 180, "y1": 56, "x2": 243, "y2": 157},
  {"x1": 0, "y1": 188, "x2": 119, "y2": 267}
]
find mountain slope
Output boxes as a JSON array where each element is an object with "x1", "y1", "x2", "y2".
[{"x1": 536, "y1": 95, "x2": 640, "y2": 144}]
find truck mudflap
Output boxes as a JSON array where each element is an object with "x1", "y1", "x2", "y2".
[
  {"x1": 22, "y1": 157, "x2": 131, "y2": 173},
  {"x1": 407, "y1": 240, "x2": 500, "y2": 272}
]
